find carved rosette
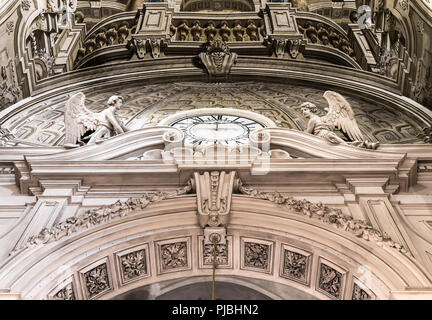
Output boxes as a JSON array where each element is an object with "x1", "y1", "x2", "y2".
[
  {"x1": 160, "y1": 241, "x2": 188, "y2": 272},
  {"x1": 83, "y1": 263, "x2": 111, "y2": 299},
  {"x1": 244, "y1": 242, "x2": 270, "y2": 270},
  {"x1": 199, "y1": 40, "x2": 237, "y2": 79},
  {"x1": 352, "y1": 283, "x2": 371, "y2": 300},
  {"x1": 120, "y1": 249, "x2": 148, "y2": 282},
  {"x1": 318, "y1": 263, "x2": 343, "y2": 299},
  {"x1": 281, "y1": 248, "x2": 310, "y2": 284},
  {"x1": 53, "y1": 282, "x2": 75, "y2": 300}
]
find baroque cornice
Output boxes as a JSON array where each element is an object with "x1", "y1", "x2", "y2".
[{"x1": 237, "y1": 182, "x2": 409, "y2": 256}]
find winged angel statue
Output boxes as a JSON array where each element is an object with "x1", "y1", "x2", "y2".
[
  {"x1": 64, "y1": 92, "x2": 129, "y2": 147},
  {"x1": 300, "y1": 91, "x2": 379, "y2": 150}
]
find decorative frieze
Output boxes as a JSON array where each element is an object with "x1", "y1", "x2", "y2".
[
  {"x1": 352, "y1": 283, "x2": 372, "y2": 300},
  {"x1": 18, "y1": 183, "x2": 192, "y2": 252},
  {"x1": 117, "y1": 244, "x2": 150, "y2": 284},
  {"x1": 241, "y1": 238, "x2": 273, "y2": 273},
  {"x1": 280, "y1": 245, "x2": 311, "y2": 285},
  {"x1": 156, "y1": 238, "x2": 191, "y2": 274},
  {"x1": 52, "y1": 282, "x2": 76, "y2": 300},
  {"x1": 82, "y1": 262, "x2": 111, "y2": 299},
  {"x1": 238, "y1": 183, "x2": 408, "y2": 255},
  {"x1": 317, "y1": 261, "x2": 345, "y2": 300}
]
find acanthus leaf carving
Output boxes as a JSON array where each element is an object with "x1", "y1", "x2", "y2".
[
  {"x1": 244, "y1": 242, "x2": 270, "y2": 270},
  {"x1": 84, "y1": 263, "x2": 111, "y2": 298},
  {"x1": 17, "y1": 182, "x2": 192, "y2": 252},
  {"x1": 120, "y1": 249, "x2": 148, "y2": 281},
  {"x1": 238, "y1": 182, "x2": 409, "y2": 255},
  {"x1": 319, "y1": 263, "x2": 343, "y2": 299}
]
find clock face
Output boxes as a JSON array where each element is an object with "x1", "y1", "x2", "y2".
[{"x1": 170, "y1": 114, "x2": 265, "y2": 147}]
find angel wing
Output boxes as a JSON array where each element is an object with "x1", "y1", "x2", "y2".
[
  {"x1": 321, "y1": 91, "x2": 364, "y2": 142},
  {"x1": 64, "y1": 92, "x2": 99, "y2": 145}
]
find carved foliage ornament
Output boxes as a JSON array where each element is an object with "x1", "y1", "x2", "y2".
[
  {"x1": 203, "y1": 243, "x2": 228, "y2": 265},
  {"x1": 319, "y1": 263, "x2": 342, "y2": 299},
  {"x1": 53, "y1": 282, "x2": 75, "y2": 300},
  {"x1": 238, "y1": 183, "x2": 408, "y2": 255},
  {"x1": 84, "y1": 263, "x2": 110, "y2": 298},
  {"x1": 352, "y1": 283, "x2": 371, "y2": 300},
  {"x1": 282, "y1": 250, "x2": 308, "y2": 282},
  {"x1": 120, "y1": 249, "x2": 147, "y2": 281},
  {"x1": 244, "y1": 242, "x2": 270, "y2": 270},
  {"x1": 19, "y1": 182, "x2": 192, "y2": 251},
  {"x1": 161, "y1": 242, "x2": 188, "y2": 271},
  {"x1": 199, "y1": 40, "x2": 237, "y2": 79}
]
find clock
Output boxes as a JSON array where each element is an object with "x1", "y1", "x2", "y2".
[{"x1": 170, "y1": 114, "x2": 265, "y2": 147}]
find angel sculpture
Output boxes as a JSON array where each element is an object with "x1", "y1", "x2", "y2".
[
  {"x1": 300, "y1": 91, "x2": 379, "y2": 150},
  {"x1": 64, "y1": 92, "x2": 129, "y2": 147}
]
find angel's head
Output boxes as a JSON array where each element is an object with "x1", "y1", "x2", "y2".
[
  {"x1": 300, "y1": 102, "x2": 318, "y2": 118},
  {"x1": 107, "y1": 95, "x2": 124, "y2": 109}
]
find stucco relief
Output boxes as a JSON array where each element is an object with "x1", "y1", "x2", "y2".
[
  {"x1": 244, "y1": 242, "x2": 269, "y2": 269},
  {"x1": 241, "y1": 238, "x2": 273, "y2": 273},
  {"x1": 17, "y1": 183, "x2": 192, "y2": 252},
  {"x1": 238, "y1": 183, "x2": 409, "y2": 255},
  {"x1": 1, "y1": 82, "x2": 425, "y2": 146},
  {"x1": 318, "y1": 263, "x2": 343, "y2": 299},
  {"x1": 53, "y1": 282, "x2": 76, "y2": 300},
  {"x1": 352, "y1": 283, "x2": 371, "y2": 300},
  {"x1": 120, "y1": 249, "x2": 148, "y2": 282},
  {"x1": 281, "y1": 247, "x2": 310, "y2": 284},
  {"x1": 159, "y1": 241, "x2": 189, "y2": 272},
  {"x1": 203, "y1": 243, "x2": 228, "y2": 265},
  {"x1": 83, "y1": 263, "x2": 111, "y2": 299}
]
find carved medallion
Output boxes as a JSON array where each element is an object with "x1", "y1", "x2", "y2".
[
  {"x1": 160, "y1": 241, "x2": 188, "y2": 271},
  {"x1": 83, "y1": 263, "x2": 111, "y2": 299},
  {"x1": 318, "y1": 263, "x2": 343, "y2": 299},
  {"x1": 281, "y1": 248, "x2": 310, "y2": 284},
  {"x1": 352, "y1": 283, "x2": 371, "y2": 300},
  {"x1": 198, "y1": 40, "x2": 237, "y2": 79},
  {"x1": 120, "y1": 249, "x2": 148, "y2": 282},
  {"x1": 53, "y1": 282, "x2": 75, "y2": 300},
  {"x1": 244, "y1": 242, "x2": 270, "y2": 270}
]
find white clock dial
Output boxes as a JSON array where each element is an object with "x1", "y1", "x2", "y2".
[{"x1": 170, "y1": 114, "x2": 265, "y2": 147}]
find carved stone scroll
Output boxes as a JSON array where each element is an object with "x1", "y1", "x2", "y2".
[{"x1": 193, "y1": 171, "x2": 239, "y2": 228}]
